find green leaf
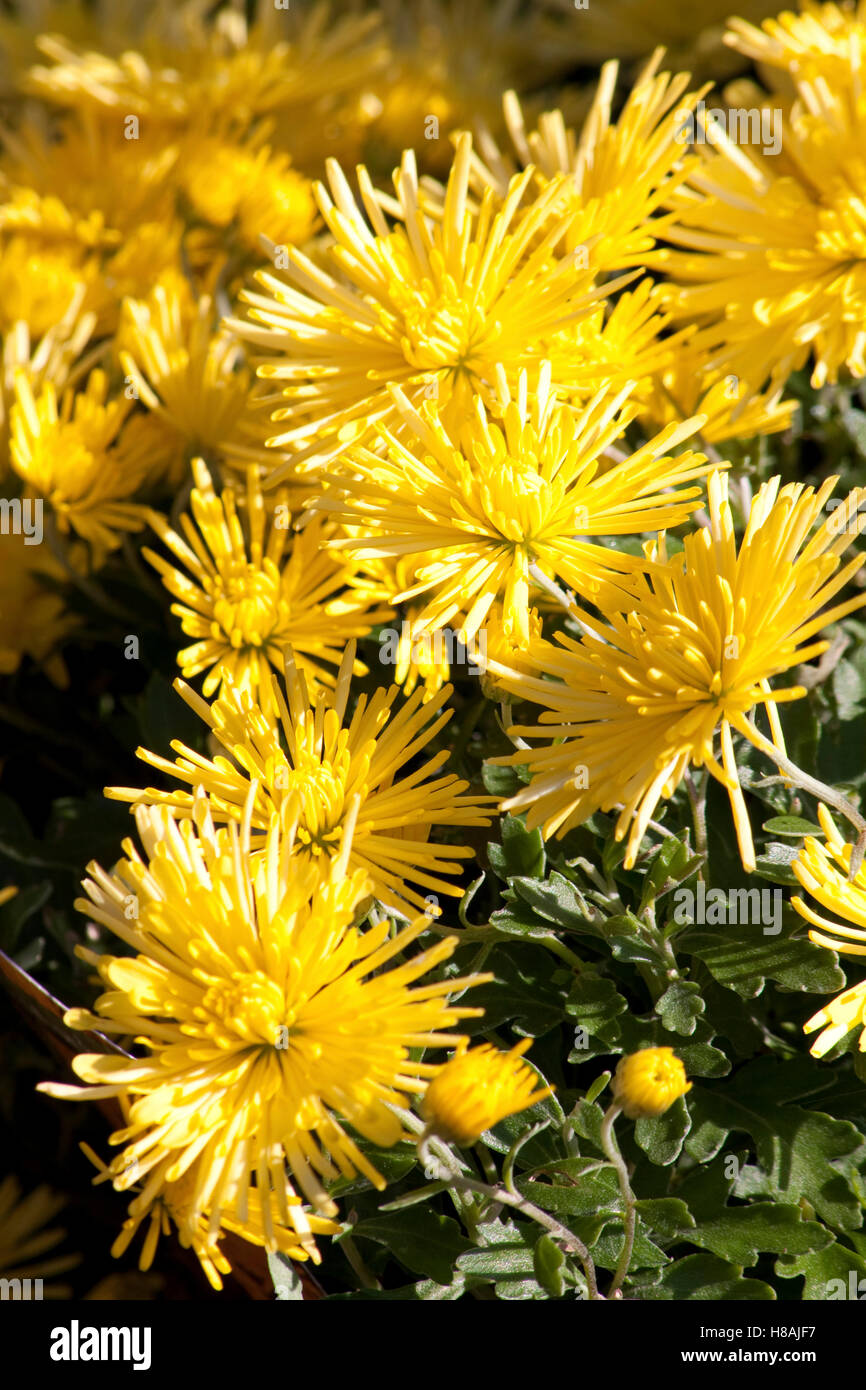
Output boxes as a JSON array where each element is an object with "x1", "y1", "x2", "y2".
[
  {"x1": 761, "y1": 815, "x2": 823, "y2": 838},
  {"x1": 0, "y1": 881, "x2": 52, "y2": 952},
  {"x1": 516, "y1": 1165, "x2": 621, "y2": 1219},
  {"x1": 482, "y1": 762, "x2": 527, "y2": 797},
  {"x1": 352, "y1": 1209, "x2": 474, "y2": 1285},
  {"x1": 841, "y1": 404, "x2": 866, "y2": 458},
  {"x1": 634, "y1": 1096, "x2": 691, "y2": 1166},
  {"x1": 456, "y1": 1221, "x2": 545, "y2": 1299},
  {"x1": 585, "y1": 1071, "x2": 611, "y2": 1106},
  {"x1": 593, "y1": 1220, "x2": 670, "y2": 1271},
  {"x1": 681, "y1": 914, "x2": 844, "y2": 999},
  {"x1": 634, "y1": 1197, "x2": 694, "y2": 1240},
  {"x1": 640, "y1": 836, "x2": 697, "y2": 908},
  {"x1": 508, "y1": 872, "x2": 598, "y2": 934},
  {"x1": 328, "y1": 1278, "x2": 465, "y2": 1301},
  {"x1": 533, "y1": 1233, "x2": 566, "y2": 1297},
  {"x1": 656, "y1": 980, "x2": 705, "y2": 1036},
  {"x1": 689, "y1": 1204, "x2": 832, "y2": 1266},
  {"x1": 488, "y1": 814, "x2": 546, "y2": 881},
  {"x1": 465, "y1": 947, "x2": 568, "y2": 1038},
  {"x1": 565, "y1": 971, "x2": 627, "y2": 1054},
  {"x1": 753, "y1": 842, "x2": 800, "y2": 885},
  {"x1": 686, "y1": 1060, "x2": 866, "y2": 1229},
  {"x1": 635, "y1": 1253, "x2": 776, "y2": 1300},
  {"x1": 776, "y1": 1242, "x2": 866, "y2": 1299}
]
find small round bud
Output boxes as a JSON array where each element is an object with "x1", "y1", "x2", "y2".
[{"x1": 612, "y1": 1046, "x2": 691, "y2": 1119}]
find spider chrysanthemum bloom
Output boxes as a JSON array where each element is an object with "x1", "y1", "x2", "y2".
[
  {"x1": 0, "y1": 234, "x2": 95, "y2": 342},
  {"x1": 9, "y1": 367, "x2": 153, "y2": 557},
  {"x1": 143, "y1": 458, "x2": 392, "y2": 715},
  {"x1": 655, "y1": 17, "x2": 866, "y2": 393},
  {"x1": 229, "y1": 131, "x2": 630, "y2": 481},
  {"x1": 792, "y1": 803, "x2": 866, "y2": 1057},
  {"x1": 39, "y1": 799, "x2": 490, "y2": 1241},
  {"x1": 0, "y1": 291, "x2": 96, "y2": 465},
  {"x1": 118, "y1": 280, "x2": 253, "y2": 465},
  {"x1": 470, "y1": 49, "x2": 707, "y2": 277},
  {"x1": 725, "y1": 2, "x2": 866, "y2": 86},
  {"x1": 0, "y1": 118, "x2": 183, "y2": 333},
  {"x1": 3, "y1": 109, "x2": 179, "y2": 235},
  {"x1": 318, "y1": 367, "x2": 713, "y2": 645},
  {"x1": 643, "y1": 346, "x2": 796, "y2": 445},
  {"x1": 612, "y1": 1047, "x2": 691, "y2": 1118},
  {"x1": 422, "y1": 1039, "x2": 553, "y2": 1145},
  {"x1": 82, "y1": 1132, "x2": 338, "y2": 1291},
  {"x1": 0, "y1": 1176, "x2": 80, "y2": 1296},
  {"x1": 108, "y1": 640, "x2": 493, "y2": 913},
  {"x1": 177, "y1": 131, "x2": 319, "y2": 255},
  {"x1": 488, "y1": 471, "x2": 866, "y2": 872},
  {"x1": 25, "y1": 1, "x2": 387, "y2": 166}
]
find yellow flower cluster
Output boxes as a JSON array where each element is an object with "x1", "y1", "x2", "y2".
[{"x1": 2, "y1": 0, "x2": 865, "y2": 1294}]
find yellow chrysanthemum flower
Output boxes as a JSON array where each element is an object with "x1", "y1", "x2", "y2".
[
  {"x1": 792, "y1": 802, "x2": 866, "y2": 1057},
  {"x1": 422, "y1": 1039, "x2": 554, "y2": 1145},
  {"x1": 726, "y1": 2, "x2": 866, "y2": 86},
  {"x1": 644, "y1": 346, "x2": 797, "y2": 446},
  {"x1": 656, "y1": 17, "x2": 866, "y2": 392},
  {"x1": 82, "y1": 1131, "x2": 338, "y2": 1291},
  {"x1": 487, "y1": 472, "x2": 866, "y2": 872},
  {"x1": 39, "y1": 800, "x2": 489, "y2": 1237},
  {"x1": 3, "y1": 109, "x2": 179, "y2": 234},
  {"x1": 0, "y1": 528, "x2": 79, "y2": 686},
  {"x1": 10, "y1": 368, "x2": 153, "y2": 557},
  {"x1": 318, "y1": 368, "x2": 713, "y2": 645},
  {"x1": 143, "y1": 458, "x2": 393, "y2": 714},
  {"x1": 0, "y1": 1176, "x2": 80, "y2": 1297},
  {"x1": 612, "y1": 1047, "x2": 691, "y2": 1118},
  {"x1": 0, "y1": 236, "x2": 91, "y2": 341},
  {"x1": 27, "y1": 0, "x2": 387, "y2": 171},
  {"x1": 0, "y1": 290, "x2": 96, "y2": 467},
  {"x1": 0, "y1": 175, "x2": 182, "y2": 338},
  {"x1": 107, "y1": 640, "x2": 493, "y2": 914},
  {"x1": 470, "y1": 50, "x2": 706, "y2": 278},
  {"x1": 229, "y1": 131, "x2": 630, "y2": 480},
  {"x1": 178, "y1": 132, "x2": 319, "y2": 254},
  {"x1": 118, "y1": 279, "x2": 253, "y2": 465}
]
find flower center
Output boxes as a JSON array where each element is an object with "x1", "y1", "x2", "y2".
[
  {"x1": 269, "y1": 754, "x2": 348, "y2": 855},
  {"x1": 200, "y1": 972, "x2": 288, "y2": 1048},
  {"x1": 478, "y1": 458, "x2": 550, "y2": 543},
  {"x1": 212, "y1": 562, "x2": 283, "y2": 647}
]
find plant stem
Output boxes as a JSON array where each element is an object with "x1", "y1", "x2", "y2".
[
  {"x1": 339, "y1": 1231, "x2": 382, "y2": 1290},
  {"x1": 684, "y1": 768, "x2": 709, "y2": 879},
  {"x1": 740, "y1": 716, "x2": 866, "y2": 878},
  {"x1": 419, "y1": 1134, "x2": 603, "y2": 1300},
  {"x1": 599, "y1": 1102, "x2": 636, "y2": 1298}
]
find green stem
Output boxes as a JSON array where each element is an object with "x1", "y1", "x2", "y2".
[
  {"x1": 419, "y1": 1133, "x2": 602, "y2": 1300},
  {"x1": 741, "y1": 716, "x2": 866, "y2": 878},
  {"x1": 339, "y1": 1232, "x2": 382, "y2": 1290},
  {"x1": 599, "y1": 1103, "x2": 636, "y2": 1298},
  {"x1": 684, "y1": 768, "x2": 709, "y2": 879}
]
